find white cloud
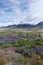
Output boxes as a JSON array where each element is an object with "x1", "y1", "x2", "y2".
[
  {"x1": 0, "y1": 0, "x2": 43, "y2": 26},
  {"x1": 28, "y1": 0, "x2": 43, "y2": 24}
]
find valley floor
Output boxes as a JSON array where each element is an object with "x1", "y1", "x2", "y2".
[{"x1": 0, "y1": 28, "x2": 43, "y2": 65}]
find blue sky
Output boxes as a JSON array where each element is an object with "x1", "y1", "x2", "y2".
[{"x1": 0, "y1": 0, "x2": 43, "y2": 26}]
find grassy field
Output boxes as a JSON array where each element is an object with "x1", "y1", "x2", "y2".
[{"x1": 0, "y1": 28, "x2": 43, "y2": 65}]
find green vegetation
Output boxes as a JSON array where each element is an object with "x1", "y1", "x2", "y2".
[
  {"x1": 40, "y1": 53, "x2": 43, "y2": 59},
  {"x1": 16, "y1": 56, "x2": 29, "y2": 65},
  {"x1": 33, "y1": 59, "x2": 41, "y2": 65},
  {"x1": 0, "y1": 30, "x2": 43, "y2": 65},
  {"x1": 35, "y1": 38, "x2": 43, "y2": 47}
]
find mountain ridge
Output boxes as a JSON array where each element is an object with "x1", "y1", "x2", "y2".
[{"x1": 1, "y1": 22, "x2": 43, "y2": 28}]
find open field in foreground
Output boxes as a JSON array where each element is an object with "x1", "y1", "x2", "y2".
[{"x1": 0, "y1": 28, "x2": 43, "y2": 65}]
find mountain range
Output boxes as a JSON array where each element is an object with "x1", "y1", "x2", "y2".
[{"x1": 2, "y1": 22, "x2": 43, "y2": 28}]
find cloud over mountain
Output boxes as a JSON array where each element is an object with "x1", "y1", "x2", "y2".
[{"x1": 0, "y1": 0, "x2": 43, "y2": 26}]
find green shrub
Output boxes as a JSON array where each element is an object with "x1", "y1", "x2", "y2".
[
  {"x1": 35, "y1": 38, "x2": 41, "y2": 45},
  {"x1": 27, "y1": 50, "x2": 35, "y2": 57},
  {"x1": 40, "y1": 53, "x2": 43, "y2": 59},
  {"x1": 6, "y1": 56, "x2": 11, "y2": 62},
  {"x1": 33, "y1": 59, "x2": 40, "y2": 65},
  {"x1": 35, "y1": 38, "x2": 43, "y2": 47},
  {"x1": 16, "y1": 47, "x2": 35, "y2": 57}
]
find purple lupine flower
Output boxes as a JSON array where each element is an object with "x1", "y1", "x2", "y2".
[{"x1": 31, "y1": 46, "x2": 43, "y2": 54}]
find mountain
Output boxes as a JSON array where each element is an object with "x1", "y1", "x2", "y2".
[
  {"x1": 36, "y1": 22, "x2": 43, "y2": 27},
  {"x1": 2, "y1": 22, "x2": 43, "y2": 28},
  {"x1": 6, "y1": 24, "x2": 35, "y2": 28}
]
